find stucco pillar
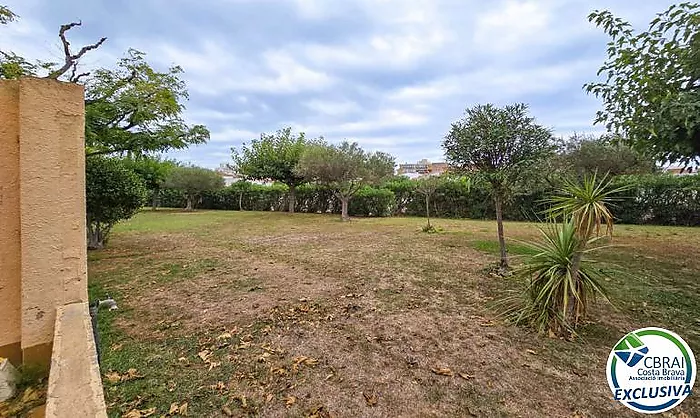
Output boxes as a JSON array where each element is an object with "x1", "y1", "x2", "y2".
[
  {"x1": 0, "y1": 80, "x2": 22, "y2": 365},
  {"x1": 16, "y1": 78, "x2": 88, "y2": 365}
]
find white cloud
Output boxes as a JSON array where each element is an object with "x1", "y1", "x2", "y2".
[
  {"x1": 303, "y1": 99, "x2": 361, "y2": 116},
  {"x1": 159, "y1": 42, "x2": 334, "y2": 95},
  {"x1": 387, "y1": 58, "x2": 598, "y2": 103},
  {"x1": 209, "y1": 128, "x2": 259, "y2": 143},
  {"x1": 474, "y1": 1, "x2": 552, "y2": 52}
]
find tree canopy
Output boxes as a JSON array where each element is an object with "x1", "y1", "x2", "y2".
[
  {"x1": 84, "y1": 49, "x2": 209, "y2": 157},
  {"x1": 296, "y1": 141, "x2": 395, "y2": 221},
  {"x1": 554, "y1": 134, "x2": 657, "y2": 177},
  {"x1": 443, "y1": 103, "x2": 554, "y2": 268},
  {"x1": 165, "y1": 166, "x2": 225, "y2": 211},
  {"x1": 232, "y1": 127, "x2": 312, "y2": 213},
  {"x1": 585, "y1": 3, "x2": 700, "y2": 166}
]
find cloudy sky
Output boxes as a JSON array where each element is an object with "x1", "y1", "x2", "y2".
[{"x1": 2, "y1": 0, "x2": 675, "y2": 168}]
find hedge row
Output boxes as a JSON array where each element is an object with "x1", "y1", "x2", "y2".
[{"x1": 157, "y1": 174, "x2": 700, "y2": 226}]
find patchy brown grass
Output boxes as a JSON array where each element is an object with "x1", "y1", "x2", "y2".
[{"x1": 89, "y1": 210, "x2": 700, "y2": 418}]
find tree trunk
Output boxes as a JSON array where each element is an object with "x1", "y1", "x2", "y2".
[
  {"x1": 425, "y1": 194, "x2": 431, "y2": 228},
  {"x1": 87, "y1": 222, "x2": 109, "y2": 250},
  {"x1": 238, "y1": 191, "x2": 243, "y2": 211},
  {"x1": 494, "y1": 194, "x2": 508, "y2": 269},
  {"x1": 288, "y1": 184, "x2": 296, "y2": 213},
  {"x1": 340, "y1": 197, "x2": 350, "y2": 221},
  {"x1": 151, "y1": 188, "x2": 158, "y2": 211},
  {"x1": 185, "y1": 196, "x2": 193, "y2": 211}
]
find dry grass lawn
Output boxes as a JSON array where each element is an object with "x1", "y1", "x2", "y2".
[{"x1": 88, "y1": 210, "x2": 700, "y2": 418}]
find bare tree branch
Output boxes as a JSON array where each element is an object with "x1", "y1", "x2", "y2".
[
  {"x1": 72, "y1": 72, "x2": 91, "y2": 83},
  {"x1": 46, "y1": 20, "x2": 107, "y2": 80}
]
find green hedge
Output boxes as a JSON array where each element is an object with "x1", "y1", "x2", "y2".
[{"x1": 158, "y1": 174, "x2": 700, "y2": 226}]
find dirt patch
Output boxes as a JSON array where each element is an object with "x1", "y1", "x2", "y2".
[{"x1": 89, "y1": 212, "x2": 700, "y2": 418}]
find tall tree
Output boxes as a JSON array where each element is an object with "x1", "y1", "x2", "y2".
[
  {"x1": 165, "y1": 166, "x2": 225, "y2": 211},
  {"x1": 296, "y1": 141, "x2": 395, "y2": 221},
  {"x1": 443, "y1": 103, "x2": 554, "y2": 269},
  {"x1": 585, "y1": 3, "x2": 700, "y2": 167},
  {"x1": 232, "y1": 127, "x2": 310, "y2": 213}
]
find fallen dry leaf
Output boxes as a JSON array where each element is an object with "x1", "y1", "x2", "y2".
[
  {"x1": 168, "y1": 403, "x2": 179, "y2": 415},
  {"x1": 266, "y1": 394, "x2": 274, "y2": 402},
  {"x1": 110, "y1": 343, "x2": 124, "y2": 351},
  {"x1": 526, "y1": 349, "x2": 537, "y2": 355},
  {"x1": 431, "y1": 367, "x2": 454, "y2": 376},
  {"x1": 198, "y1": 350, "x2": 211, "y2": 362},
  {"x1": 217, "y1": 332, "x2": 232, "y2": 340},
  {"x1": 179, "y1": 402, "x2": 188, "y2": 416},
  {"x1": 105, "y1": 371, "x2": 122, "y2": 384},
  {"x1": 458, "y1": 372, "x2": 475, "y2": 380},
  {"x1": 363, "y1": 391, "x2": 378, "y2": 406},
  {"x1": 285, "y1": 395, "x2": 297, "y2": 407},
  {"x1": 292, "y1": 356, "x2": 318, "y2": 371},
  {"x1": 124, "y1": 368, "x2": 144, "y2": 381}
]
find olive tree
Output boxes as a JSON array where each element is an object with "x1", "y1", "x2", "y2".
[
  {"x1": 165, "y1": 166, "x2": 225, "y2": 211},
  {"x1": 443, "y1": 103, "x2": 553, "y2": 269},
  {"x1": 296, "y1": 141, "x2": 395, "y2": 221},
  {"x1": 86, "y1": 157, "x2": 147, "y2": 249}
]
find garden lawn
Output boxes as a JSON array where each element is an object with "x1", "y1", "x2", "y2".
[{"x1": 89, "y1": 210, "x2": 700, "y2": 418}]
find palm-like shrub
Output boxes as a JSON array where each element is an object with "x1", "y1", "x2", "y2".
[
  {"x1": 513, "y1": 221, "x2": 610, "y2": 335},
  {"x1": 511, "y1": 173, "x2": 627, "y2": 335}
]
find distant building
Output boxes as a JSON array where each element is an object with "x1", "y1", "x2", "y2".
[
  {"x1": 215, "y1": 164, "x2": 241, "y2": 186},
  {"x1": 214, "y1": 163, "x2": 276, "y2": 186},
  {"x1": 397, "y1": 159, "x2": 450, "y2": 177}
]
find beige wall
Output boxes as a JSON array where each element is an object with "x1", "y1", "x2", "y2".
[
  {"x1": 0, "y1": 81, "x2": 22, "y2": 365},
  {"x1": 0, "y1": 78, "x2": 88, "y2": 366}
]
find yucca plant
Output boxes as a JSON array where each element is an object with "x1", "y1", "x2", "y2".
[
  {"x1": 512, "y1": 221, "x2": 611, "y2": 335},
  {"x1": 511, "y1": 172, "x2": 627, "y2": 335}
]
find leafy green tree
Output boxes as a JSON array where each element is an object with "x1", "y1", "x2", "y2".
[
  {"x1": 554, "y1": 134, "x2": 657, "y2": 177},
  {"x1": 296, "y1": 141, "x2": 395, "y2": 221},
  {"x1": 443, "y1": 103, "x2": 554, "y2": 269},
  {"x1": 585, "y1": 3, "x2": 700, "y2": 167},
  {"x1": 123, "y1": 156, "x2": 178, "y2": 210},
  {"x1": 165, "y1": 166, "x2": 225, "y2": 211},
  {"x1": 86, "y1": 157, "x2": 147, "y2": 249},
  {"x1": 232, "y1": 127, "x2": 311, "y2": 213}
]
